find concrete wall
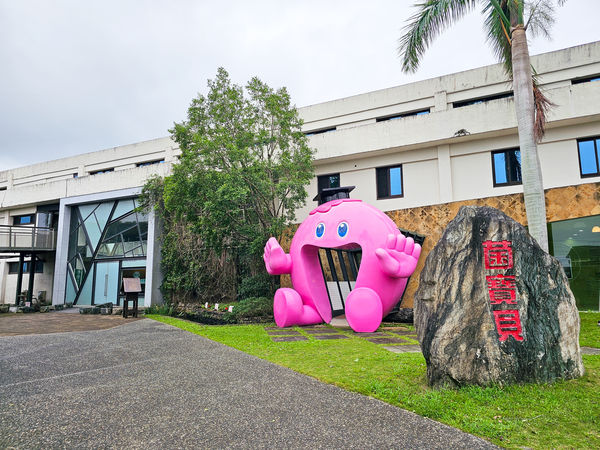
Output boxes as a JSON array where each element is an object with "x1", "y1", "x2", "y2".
[{"x1": 1, "y1": 254, "x2": 55, "y2": 304}]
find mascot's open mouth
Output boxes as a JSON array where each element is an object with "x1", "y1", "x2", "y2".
[{"x1": 317, "y1": 246, "x2": 362, "y2": 317}]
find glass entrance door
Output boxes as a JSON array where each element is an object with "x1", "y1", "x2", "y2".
[{"x1": 94, "y1": 261, "x2": 120, "y2": 305}]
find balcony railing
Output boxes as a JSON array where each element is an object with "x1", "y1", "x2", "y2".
[{"x1": 0, "y1": 225, "x2": 56, "y2": 252}]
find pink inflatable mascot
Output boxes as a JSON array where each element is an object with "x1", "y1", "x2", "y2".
[{"x1": 263, "y1": 188, "x2": 421, "y2": 333}]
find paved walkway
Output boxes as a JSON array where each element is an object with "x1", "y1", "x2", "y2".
[
  {"x1": 0, "y1": 319, "x2": 495, "y2": 449},
  {"x1": 0, "y1": 310, "x2": 141, "y2": 336}
]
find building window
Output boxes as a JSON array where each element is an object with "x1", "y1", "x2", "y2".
[
  {"x1": 89, "y1": 168, "x2": 114, "y2": 175},
  {"x1": 8, "y1": 261, "x2": 43, "y2": 274},
  {"x1": 453, "y1": 92, "x2": 513, "y2": 109},
  {"x1": 376, "y1": 165, "x2": 403, "y2": 199},
  {"x1": 376, "y1": 109, "x2": 430, "y2": 122},
  {"x1": 13, "y1": 214, "x2": 35, "y2": 225},
  {"x1": 136, "y1": 159, "x2": 165, "y2": 167},
  {"x1": 305, "y1": 127, "x2": 336, "y2": 137},
  {"x1": 492, "y1": 149, "x2": 522, "y2": 186},
  {"x1": 548, "y1": 214, "x2": 600, "y2": 310},
  {"x1": 317, "y1": 173, "x2": 340, "y2": 197},
  {"x1": 577, "y1": 137, "x2": 600, "y2": 177},
  {"x1": 572, "y1": 75, "x2": 600, "y2": 85}
]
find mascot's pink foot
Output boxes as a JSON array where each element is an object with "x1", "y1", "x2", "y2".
[
  {"x1": 345, "y1": 287, "x2": 383, "y2": 333},
  {"x1": 274, "y1": 288, "x2": 322, "y2": 328}
]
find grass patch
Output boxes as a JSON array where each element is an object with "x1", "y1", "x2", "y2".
[{"x1": 148, "y1": 314, "x2": 600, "y2": 448}]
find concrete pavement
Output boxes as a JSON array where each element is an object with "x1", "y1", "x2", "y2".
[{"x1": 0, "y1": 319, "x2": 496, "y2": 449}]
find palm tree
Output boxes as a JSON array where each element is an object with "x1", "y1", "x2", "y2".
[{"x1": 399, "y1": 0, "x2": 566, "y2": 252}]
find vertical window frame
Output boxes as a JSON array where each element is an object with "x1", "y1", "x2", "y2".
[
  {"x1": 376, "y1": 164, "x2": 404, "y2": 199},
  {"x1": 491, "y1": 148, "x2": 522, "y2": 187},
  {"x1": 577, "y1": 137, "x2": 600, "y2": 178}
]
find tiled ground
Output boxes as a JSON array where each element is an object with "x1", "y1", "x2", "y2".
[
  {"x1": 265, "y1": 326, "x2": 599, "y2": 356},
  {"x1": 265, "y1": 324, "x2": 420, "y2": 353},
  {"x1": 0, "y1": 311, "x2": 142, "y2": 336}
]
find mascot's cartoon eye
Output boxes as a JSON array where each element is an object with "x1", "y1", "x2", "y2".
[
  {"x1": 315, "y1": 223, "x2": 325, "y2": 238},
  {"x1": 337, "y1": 222, "x2": 349, "y2": 238}
]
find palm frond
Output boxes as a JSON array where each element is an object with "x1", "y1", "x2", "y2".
[
  {"x1": 483, "y1": 1, "x2": 513, "y2": 77},
  {"x1": 524, "y1": 0, "x2": 556, "y2": 39},
  {"x1": 532, "y1": 70, "x2": 554, "y2": 141},
  {"x1": 398, "y1": 0, "x2": 478, "y2": 73}
]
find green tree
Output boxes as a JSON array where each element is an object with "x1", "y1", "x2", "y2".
[
  {"x1": 399, "y1": 0, "x2": 566, "y2": 252},
  {"x1": 142, "y1": 68, "x2": 314, "y2": 300}
]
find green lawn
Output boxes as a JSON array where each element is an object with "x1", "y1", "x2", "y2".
[{"x1": 147, "y1": 313, "x2": 600, "y2": 449}]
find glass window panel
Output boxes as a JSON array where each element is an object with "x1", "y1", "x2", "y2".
[
  {"x1": 494, "y1": 152, "x2": 507, "y2": 184},
  {"x1": 508, "y1": 150, "x2": 522, "y2": 183},
  {"x1": 97, "y1": 234, "x2": 125, "y2": 258},
  {"x1": 121, "y1": 224, "x2": 142, "y2": 243},
  {"x1": 329, "y1": 175, "x2": 340, "y2": 188},
  {"x1": 139, "y1": 219, "x2": 148, "y2": 239},
  {"x1": 84, "y1": 213, "x2": 102, "y2": 250},
  {"x1": 68, "y1": 211, "x2": 82, "y2": 260},
  {"x1": 77, "y1": 270, "x2": 94, "y2": 305},
  {"x1": 376, "y1": 167, "x2": 388, "y2": 198},
  {"x1": 112, "y1": 199, "x2": 135, "y2": 220},
  {"x1": 548, "y1": 215, "x2": 600, "y2": 310},
  {"x1": 123, "y1": 242, "x2": 140, "y2": 255},
  {"x1": 78, "y1": 204, "x2": 98, "y2": 222},
  {"x1": 389, "y1": 166, "x2": 403, "y2": 196},
  {"x1": 103, "y1": 214, "x2": 137, "y2": 241},
  {"x1": 122, "y1": 258, "x2": 146, "y2": 268},
  {"x1": 65, "y1": 275, "x2": 77, "y2": 304},
  {"x1": 73, "y1": 256, "x2": 86, "y2": 288},
  {"x1": 94, "y1": 201, "x2": 114, "y2": 231},
  {"x1": 578, "y1": 140, "x2": 598, "y2": 175}
]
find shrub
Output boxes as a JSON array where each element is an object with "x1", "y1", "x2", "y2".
[
  {"x1": 226, "y1": 297, "x2": 273, "y2": 322},
  {"x1": 238, "y1": 273, "x2": 274, "y2": 300}
]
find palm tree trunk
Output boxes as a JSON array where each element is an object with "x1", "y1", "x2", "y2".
[{"x1": 511, "y1": 25, "x2": 549, "y2": 252}]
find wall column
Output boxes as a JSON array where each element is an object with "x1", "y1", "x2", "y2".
[
  {"x1": 15, "y1": 252, "x2": 24, "y2": 305},
  {"x1": 27, "y1": 253, "x2": 36, "y2": 303},
  {"x1": 437, "y1": 144, "x2": 453, "y2": 203}
]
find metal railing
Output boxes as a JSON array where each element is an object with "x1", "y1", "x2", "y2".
[{"x1": 0, "y1": 225, "x2": 56, "y2": 251}]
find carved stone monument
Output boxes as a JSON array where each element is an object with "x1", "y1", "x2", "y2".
[{"x1": 415, "y1": 206, "x2": 584, "y2": 388}]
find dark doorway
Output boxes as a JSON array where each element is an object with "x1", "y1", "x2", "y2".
[{"x1": 318, "y1": 248, "x2": 362, "y2": 317}]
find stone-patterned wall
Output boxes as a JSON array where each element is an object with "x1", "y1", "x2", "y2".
[
  {"x1": 280, "y1": 182, "x2": 600, "y2": 309},
  {"x1": 389, "y1": 182, "x2": 600, "y2": 307}
]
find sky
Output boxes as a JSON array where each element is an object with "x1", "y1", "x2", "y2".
[{"x1": 1, "y1": 0, "x2": 599, "y2": 171}]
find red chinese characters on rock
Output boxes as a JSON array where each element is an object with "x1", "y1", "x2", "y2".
[
  {"x1": 486, "y1": 274, "x2": 517, "y2": 305},
  {"x1": 483, "y1": 240, "x2": 514, "y2": 270},
  {"x1": 483, "y1": 240, "x2": 524, "y2": 343},
  {"x1": 493, "y1": 310, "x2": 524, "y2": 342}
]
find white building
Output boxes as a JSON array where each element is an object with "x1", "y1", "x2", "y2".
[{"x1": 1, "y1": 41, "x2": 599, "y2": 310}]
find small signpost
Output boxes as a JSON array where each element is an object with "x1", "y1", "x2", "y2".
[{"x1": 122, "y1": 277, "x2": 142, "y2": 318}]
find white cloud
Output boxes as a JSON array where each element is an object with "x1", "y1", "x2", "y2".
[{"x1": 0, "y1": 0, "x2": 599, "y2": 170}]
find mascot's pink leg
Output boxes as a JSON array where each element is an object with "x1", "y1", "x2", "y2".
[
  {"x1": 274, "y1": 288, "x2": 323, "y2": 328},
  {"x1": 345, "y1": 287, "x2": 383, "y2": 333}
]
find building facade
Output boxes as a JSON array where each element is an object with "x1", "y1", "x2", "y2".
[
  {"x1": 0, "y1": 138, "x2": 179, "y2": 307},
  {"x1": 1, "y1": 42, "x2": 599, "y2": 311}
]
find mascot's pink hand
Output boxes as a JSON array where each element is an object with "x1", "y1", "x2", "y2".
[
  {"x1": 375, "y1": 233, "x2": 421, "y2": 278},
  {"x1": 263, "y1": 237, "x2": 293, "y2": 275}
]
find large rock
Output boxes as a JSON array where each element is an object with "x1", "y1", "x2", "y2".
[{"x1": 415, "y1": 206, "x2": 584, "y2": 388}]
